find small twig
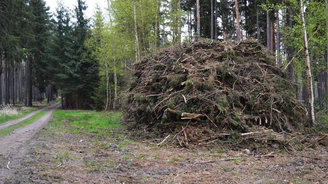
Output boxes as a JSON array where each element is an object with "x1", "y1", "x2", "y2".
[
  {"x1": 177, "y1": 136, "x2": 183, "y2": 147},
  {"x1": 285, "y1": 136, "x2": 297, "y2": 145},
  {"x1": 181, "y1": 56, "x2": 191, "y2": 63},
  {"x1": 241, "y1": 131, "x2": 263, "y2": 136},
  {"x1": 272, "y1": 108, "x2": 281, "y2": 114},
  {"x1": 182, "y1": 94, "x2": 187, "y2": 103},
  {"x1": 157, "y1": 134, "x2": 171, "y2": 146},
  {"x1": 203, "y1": 114, "x2": 218, "y2": 128},
  {"x1": 152, "y1": 91, "x2": 181, "y2": 111},
  {"x1": 173, "y1": 121, "x2": 190, "y2": 139},
  {"x1": 6, "y1": 161, "x2": 11, "y2": 170},
  {"x1": 56, "y1": 163, "x2": 62, "y2": 168}
]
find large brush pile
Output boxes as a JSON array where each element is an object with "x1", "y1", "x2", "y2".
[{"x1": 124, "y1": 40, "x2": 308, "y2": 144}]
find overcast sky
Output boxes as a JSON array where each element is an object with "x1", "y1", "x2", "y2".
[{"x1": 44, "y1": 0, "x2": 107, "y2": 19}]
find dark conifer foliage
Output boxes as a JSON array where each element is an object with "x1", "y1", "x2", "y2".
[
  {"x1": 49, "y1": 0, "x2": 99, "y2": 109},
  {"x1": 0, "y1": 0, "x2": 57, "y2": 107}
]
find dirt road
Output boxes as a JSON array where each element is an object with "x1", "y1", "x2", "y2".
[
  {"x1": 0, "y1": 103, "x2": 59, "y2": 131},
  {"x1": 0, "y1": 102, "x2": 60, "y2": 181},
  {"x1": 1, "y1": 105, "x2": 328, "y2": 183}
]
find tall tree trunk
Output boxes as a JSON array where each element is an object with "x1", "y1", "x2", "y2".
[
  {"x1": 256, "y1": 7, "x2": 260, "y2": 40},
  {"x1": 133, "y1": 0, "x2": 140, "y2": 64},
  {"x1": 234, "y1": 0, "x2": 241, "y2": 41},
  {"x1": 222, "y1": 12, "x2": 226, "y2": 41},
  {"x1": 211, "y1": 0, "x2": 214, "y2": 39},
  {"x1": 25, "y1": 61, "x2": 27, "y2": 106},
  {"x1": 188, "y1": 10, "x2": 192, "y2": 41},
  {"x1": 300, "y1": 0, "x2": 315, "y2": 124},
  {"x1": 27, "y1": 57, "x2": 32, "y2": 106},
  {"x1": 318, "y1": 71, "x2": 324, "y2": 109},
  {"x1": 113, "y1": 59, "x2": 117, "y2": 110},
  {"x1": 275, "y1": 9, "x2": 280, "y2": 66},
  {"x1": 5, "y1": 58, "x2": 9, "y2": 105},
  {"x1": 46, "y1": 85, "x2": 49, "y2": 103},
  {"x1": 9, "y1": 69, "x2": 11, "y2": 104},
  {"x1": 178, "y1": 0, "x2": 181, "y2": 44},
  {"x1": 244, "y1": 0, "x2": 248, "y2": 37},
  {"x1": 214, "y1": 0, "x2": 218, "y2": 40},
  {"x1": 12, "y1": 60, "x2": 15, "y2": 106},
  {"x1": 196, "y1": 0, "x2": 200, "y2": 38},
  {"x1": 15, "y1": 64, "x2": 18, "y2": 104},
  {"x1": 19, "y1": 64, "x2": 23, "y2": 103},
  {"x1": 112, "y1": 37, "x2": 117, "y2": 110},
  {"x1": 155, "y1": 0, "x2": 160, "y2": 49},
  {"x1": 267, "y1": 11, "x2": 271, "y2": 50},
  {"x1": 105, "y1": 63, "x2": 110, "y2": 111},
  {"x1": 286, "y1": 7, "x2": 294, "y2": 78},
  {"x1": 0, "y1": 52, "x2": 2, "y2": 105}
]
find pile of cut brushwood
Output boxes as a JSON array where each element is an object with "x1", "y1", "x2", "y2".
[{"x1": 124, "y1": 39, "x2": 309, "y2": 149}]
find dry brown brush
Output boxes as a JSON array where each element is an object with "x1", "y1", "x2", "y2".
[{"x1": 124, "y1": 40, "x2": 308, "y2": 145}]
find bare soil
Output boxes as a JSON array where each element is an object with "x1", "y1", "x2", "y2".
[{"x1": 0, "y1": 115, "x2": 327, "y2": 184}]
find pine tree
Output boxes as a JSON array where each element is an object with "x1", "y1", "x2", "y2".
[
  {"x1": 29, "y1": 0, "x2": 51, "y2": 94},
  {"x1": 50, "y1": 2, "x2": 76, "y2": 107}
]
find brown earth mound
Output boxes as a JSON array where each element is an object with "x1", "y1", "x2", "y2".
[{"x1": 124, "y1": 39, "x2": 308, "y2": 145}]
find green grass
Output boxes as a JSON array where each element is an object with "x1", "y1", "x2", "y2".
[
  {"x1": 51, "y1": 110, "x2": 124, "y2": 135},
  {"x1": 0, "y1": 107, "x2": 38, "y2": 125},
  {"x1": 0, "y1": 110, "x2": 47, "y2": 136}
]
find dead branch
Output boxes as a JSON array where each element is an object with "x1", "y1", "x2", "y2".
[
  {"x1": 316, "y1": 134, "x2": 328, "y2": 142},
  {"x1": 157, "y1": 134, "x2": 171, "y2": 146},
  {"x1": 283, "y1": 47, "x2": 303, "y2": 72},
  {"x1": 181, "y1": 112, "x2": 204, "y2": 120},
  {"x1": 241, "y1": 131, "x2": 264, "y2": 136}
]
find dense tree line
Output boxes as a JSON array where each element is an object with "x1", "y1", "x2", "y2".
[
  {"x1": 0, "y1": 0, "x2": 52, "y2": 106},
  {"x1": 0, "y1": 0, "x2": 98, "y2": 109},
  {"x1": 1, "y1": 0, "x2": 328, "y2": 123}
]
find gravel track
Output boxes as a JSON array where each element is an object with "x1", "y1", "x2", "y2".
[{"x1": 0, "y1": 102, "x2": 60, "y2": 182}]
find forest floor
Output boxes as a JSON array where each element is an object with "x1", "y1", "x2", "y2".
[{"x1": 0, "y1": 109, "x2": 327, "y2": 184}]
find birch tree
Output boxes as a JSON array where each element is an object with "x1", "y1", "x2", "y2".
[
  {"x1": 300, "y1": 0, "x2": 315, "y2": 124},
  {"x1": 133, "y1": 0, "x2": 140, "y2": 63},
  {"x1": 196, "y1": 0, "x2": 200, "y2": 38}
]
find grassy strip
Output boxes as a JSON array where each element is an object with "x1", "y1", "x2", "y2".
[
  {"x1": 0, "y1": 110, "x2": 47, "y2": 137},
  {"x1": 51, "y1": 110, "x2": 124, "y2": 135},
  {"x1": 0, "y1": 107, "x2": 37, "y2": 124}
]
